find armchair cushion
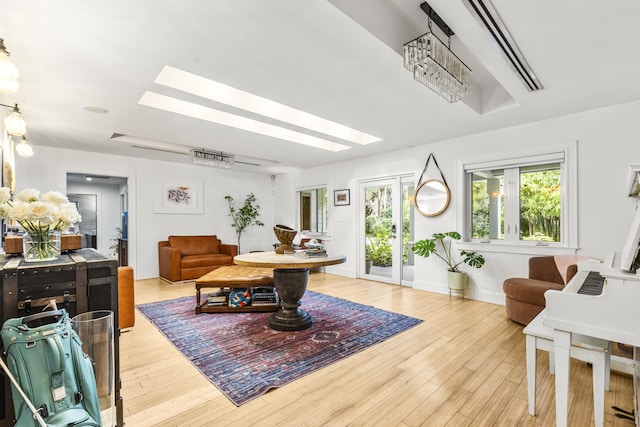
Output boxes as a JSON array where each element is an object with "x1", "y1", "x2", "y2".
[
  {"x1": 504, "y1": 277, "x2": 564, "y2": 308},
  {"x1": 181, "y1": 254, "x2": 232, "y2": 269}
]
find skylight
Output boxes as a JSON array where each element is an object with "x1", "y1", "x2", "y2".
[
  {"x1": 138, "y1": 65, "x2": 381, "y2": 152},
  {"x1": 138, "y1": 92, "x2": 351, "y2": 152}
]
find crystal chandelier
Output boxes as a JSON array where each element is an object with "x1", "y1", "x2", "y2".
[
  {"x1": 403, "y1": 3, "x2": 471, "y2": 103},
  {"x1": 190, "y1": 148, "x2": 234, "y2": 169}
]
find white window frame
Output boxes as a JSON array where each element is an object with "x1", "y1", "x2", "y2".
[{"x1": 456, "y1": 141, "x2": 578, "y2": 255}]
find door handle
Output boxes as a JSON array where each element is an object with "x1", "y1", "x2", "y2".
[{"x1": 391, "y1": 224, "x2": 397, "y2": 239}]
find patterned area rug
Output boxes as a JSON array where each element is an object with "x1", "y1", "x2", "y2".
[{"x1": 136, "y1": 290, "x2": 423, "y2": 406}]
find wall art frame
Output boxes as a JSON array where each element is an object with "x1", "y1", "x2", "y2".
[
  {"x1": 153, "y1": 181, "x2": 203, "y2": 214},
  {"x1": 334, "y1": 189, "x2": 350, "y2": 206}
]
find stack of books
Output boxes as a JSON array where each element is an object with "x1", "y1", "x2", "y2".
[
  {"x1": 251, "y1": 287, "x2": 279, "y2": 306},
  {"x1": 295, "y1": 248, "x2": 328, "y2": 258},
  {"x1": 206, "y1": 290, "x2": 228, "y2": 306}
]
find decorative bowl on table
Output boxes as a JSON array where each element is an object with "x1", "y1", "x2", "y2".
[
  {"x1": 274, "y1": 224, "x2": 297, "y2": 254},
  {"x1": 304, "y1": 239, "x2": 323, "y2": 250}
]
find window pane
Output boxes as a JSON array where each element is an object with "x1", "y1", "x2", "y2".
[
  {"x1": 298, "y1": 187, "x2": 328, "y2": 233},
  {"x1": 471, "y1": 170, "x2": 504, "y2": 240},
  {"x1": 519, "y1": 164, "x2": 561, "y2": 242}
]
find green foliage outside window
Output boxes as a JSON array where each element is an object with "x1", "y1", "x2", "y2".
[
  {"x1": 366, "y1": 236, "x2": 392, "y2": 266},
  {"x1": 471, "y1": 180, "x2": 491, "y2": 239},
  {"x1": 364, "y1": 186, "x2": 411, "y2": 267},
  {"x1": 520, "y1": 170, "x2": 560, "y2": 241},
  {"x1": 471, "y1": 169, "x2": 560, "y2": 242}
]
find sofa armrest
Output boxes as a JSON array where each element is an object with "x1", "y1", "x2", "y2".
[
  {"x1": 219, "y1": 243, "x2": 238, "y2": 257},
  {"x1": 566, "y1": 264, "x2": 578, "y2": 283},
  {"x1": 158, "y1": 242, "x2": 182, "y2": 282}
]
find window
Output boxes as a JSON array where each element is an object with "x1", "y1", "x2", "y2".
[
  {"x1": 462, "y1": 145, "x2": 576, "y2": 248},
  {"x1": 297, "y1": 186, "x2": 328, "y2": 234}
]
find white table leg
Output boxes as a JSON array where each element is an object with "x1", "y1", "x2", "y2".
[
  {"x1": 526, "y1": 334, "x2": 537, "y2": 415},
  {"x1": 592, "y1": 352, "x2": 605, "y2": 427},
  {"x1": 553, "y1": 329, "x2": 572, "y2": 427}
]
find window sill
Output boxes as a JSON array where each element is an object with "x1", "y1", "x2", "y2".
[{"x1": 456, "y1": 241, "x2": 578, "y2": 256}]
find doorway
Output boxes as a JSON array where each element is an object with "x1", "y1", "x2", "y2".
[
  {"x1": 359, "y1": 175, "x2": 414, "y2": 286},
  {"x1": 66, "y1": 173, "x2": 129, "y2": 265},
  {"x1": 67, "y1": 194, "x2": 97, "y2": 249}
]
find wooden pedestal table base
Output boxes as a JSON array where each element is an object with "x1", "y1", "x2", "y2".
[
  {"x1": 269, "y1": 268, "x2": 311, "y2": 331},
  {"x1": 233, "y1": 251, "x2": 347, "y2": 331}
]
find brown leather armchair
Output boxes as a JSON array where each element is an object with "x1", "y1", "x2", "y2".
[
  {"x1": 158, "y1": 235, "x2": 238, "y2": 282},
  {"x1": 503, "y1": 256, "x2": 578, "y2": 325}
]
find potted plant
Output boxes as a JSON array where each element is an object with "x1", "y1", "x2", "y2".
[
  {"x1": 412, "y1": 231, "x2": 485, "y2": 291},
  {"x1": 365, "y1": 238, "x2": 373, "y2": 274},
  {"x1": 224, "y1": 193, "x2": 264, "y2": 253}
]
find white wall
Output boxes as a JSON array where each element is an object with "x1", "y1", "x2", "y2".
[
  {"x1": 274, "y1": 100, "x2": 640, "y2": 304},
  {"x1": 15, "y1": 147, "x2": 275, "y2": 279}
]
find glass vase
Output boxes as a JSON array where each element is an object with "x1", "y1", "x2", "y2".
[
  {"x1": 22, "y1": 231, "x2": 61, "y2": 262},
  {"x1": 71, "y1": 310, "x2": 116, "y2": 427}
]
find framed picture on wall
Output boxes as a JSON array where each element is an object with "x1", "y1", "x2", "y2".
[
  {"x1": 334, "y1": 189, "x2": 350, "y2": 206},
  {"x1": 153, "y1": 181, "x2": 204, "y2": 214}
]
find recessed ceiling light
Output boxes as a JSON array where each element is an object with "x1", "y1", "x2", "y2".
[
  {"x1": 154, "y1": 66, "x2": 381, "y2": 146},
  {"x1": 138, "y1": 91, "x2": 351, "y2": 152},
  {"x1": 82, "y1": 105, "x2": 108, "y2": 114}
]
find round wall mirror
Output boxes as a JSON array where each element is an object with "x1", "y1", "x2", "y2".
[{"x1": 413, "y1": 179, "x2": 451, "y2": 217}]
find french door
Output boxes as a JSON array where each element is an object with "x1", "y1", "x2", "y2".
[{"x1": 358, "y1": 175, "x2": 414, "y2": 286}]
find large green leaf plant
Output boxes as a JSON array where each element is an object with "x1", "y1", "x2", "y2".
[{"x1": 412, "y1": 231, "x2": 485, "y2": 272}]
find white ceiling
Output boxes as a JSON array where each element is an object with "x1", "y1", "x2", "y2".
[{"x1": 1, "y1": 0, "x2": 639, "y2": 173}]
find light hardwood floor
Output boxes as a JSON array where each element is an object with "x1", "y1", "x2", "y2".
[{"x1": 120, "y1": 273, "x2": 634, "y2": 426}]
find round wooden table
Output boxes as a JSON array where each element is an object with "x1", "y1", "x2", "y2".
[{"x1": 234, "y1": 251, "x2": 346, "y2": 331}]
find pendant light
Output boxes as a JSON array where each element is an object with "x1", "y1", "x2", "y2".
[
  {"x1": 0, "y1": 38, "x2": 19, "y2": 94},
  {"x1": 2, "y1": 103, "x2": 26, "y2": 136},
  {"x1": 15, "y1": 135, "x2": 33, "y2": 158}
]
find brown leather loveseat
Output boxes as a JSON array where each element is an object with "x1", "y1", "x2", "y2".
[{"x1": 158, "y1": 235, "x2": 238, "y2": 282}]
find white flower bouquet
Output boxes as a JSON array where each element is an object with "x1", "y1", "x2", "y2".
[{"x1": 0, "y1": 187, "x2": 82, "y2": 261}]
